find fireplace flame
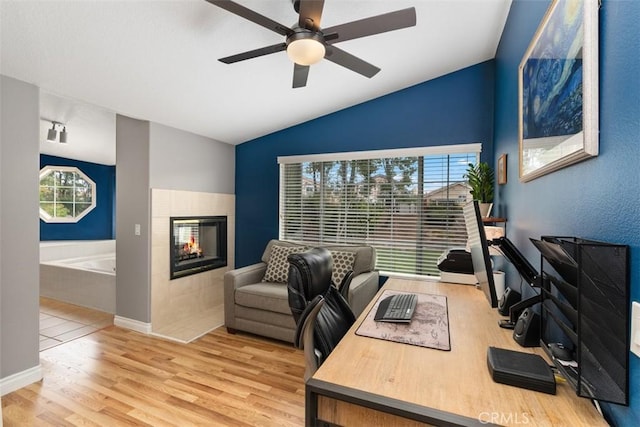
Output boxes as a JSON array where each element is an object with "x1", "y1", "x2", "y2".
[{"x1": 182, "y1": 236, "x2": 202, "y2": 256}]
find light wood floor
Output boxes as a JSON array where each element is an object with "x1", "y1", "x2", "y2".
[{"x1": 2, "y1": 325, "x2": 306, "y2": 426}]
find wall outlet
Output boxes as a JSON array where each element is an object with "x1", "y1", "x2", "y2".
[
  {"x1": 134, "y1": 224, "x2": 141, "y2": 236},
  {"x1": 630, "y1": 302, "x2": 640, "y2": 357}
]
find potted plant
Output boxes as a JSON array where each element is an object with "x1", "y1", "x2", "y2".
[{"x1": 465, "y1": 162, "x2": 494, "y2": 217}]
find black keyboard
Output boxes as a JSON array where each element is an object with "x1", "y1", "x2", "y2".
[{"x1": 374, "y1": 293, "x2": 418, "y2": 323}]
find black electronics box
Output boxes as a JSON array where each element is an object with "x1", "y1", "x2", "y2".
[{"x1": 487, "y1": 347, "x2": 556, "y2": 395}]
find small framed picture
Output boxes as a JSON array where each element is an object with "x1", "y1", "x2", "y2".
[{"x1": 498, "y1": 154, "x2": 507, "y2": 185}]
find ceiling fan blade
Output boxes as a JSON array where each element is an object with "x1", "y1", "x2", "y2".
[
  {"x1": 297, "y1": 0, "x2": 325, "y2": 31},
  {"x1": 206, "y1": 0, "x2": 293, "y2": 37},
  {"x1": 219, "y1": 43, "x2": 287, "y2": 64},
  {"x1": 323, "y1": 7, "x2": 416, "y2": 44},
  {"x1": 292, "y1": 64, "x2": 310, "y2": 88},
  {"x1": 324, "y1": 46, "x2": 380, "y2": 78}
]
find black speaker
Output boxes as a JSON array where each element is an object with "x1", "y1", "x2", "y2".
[
  {"x1": 498, "y1": 287, "x2": 521, "y2": 316},
  {"x1": 513, "y1": 308, "x2": 540, "y2": 347}
]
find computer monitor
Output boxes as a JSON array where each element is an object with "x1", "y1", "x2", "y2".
[{"x1": 463, "y1": 201, "x2": 498, "y2": 307}]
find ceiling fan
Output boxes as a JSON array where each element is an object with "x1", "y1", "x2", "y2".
[{"x1": 206, "y1": 0, "x2": 416, "y2": 88}]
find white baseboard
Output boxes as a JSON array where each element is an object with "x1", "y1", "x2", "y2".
[
  {"x1": 150, "y1": 321, "x2": 223, "y2": 344},
  {"x1": 149, "y1": 332, "x2": 190, "y2": 344},
  {"x1": 114, "y1": 315, "x2": 152, "y2": 334},
  {"x1": 0, "y1": 364, "x2": 43, "y2": 396}
]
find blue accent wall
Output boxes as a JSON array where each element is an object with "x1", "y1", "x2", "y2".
[
  {"x1": 233, "y1": 0, "x2": 639, "y2": 422},
  {"x1": 494, "y1": 1, "x2": 640, "y2": 425},
  {"x1": 40, "y1": 154, "x2": 116, "y2": 240},
  {"x1": 236, "y1": 61, "x2": 495, "y2": 267}
]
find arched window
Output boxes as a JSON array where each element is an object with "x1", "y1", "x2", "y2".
[{"x1": 39, "y1": 166, "x2": 96, "y2": 223}]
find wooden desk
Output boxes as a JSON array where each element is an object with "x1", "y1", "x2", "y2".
[{"x1": 306, "y1": 279, "x2": 607, "y2": 426}]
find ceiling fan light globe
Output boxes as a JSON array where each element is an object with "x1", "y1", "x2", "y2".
[{"x1": 287, "y1": 38, "x2": 325, "y2": 66}]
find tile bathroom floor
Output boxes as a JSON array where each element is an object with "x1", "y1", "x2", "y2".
[{"x1": 40, "y1": 297, "x2": 114, "y2": 351}]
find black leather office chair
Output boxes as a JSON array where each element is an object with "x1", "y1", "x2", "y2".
[
  {"x1": 287, "y1": 248, "x2": 356, "y2": 380},
  {"x1": 337, "y1": 270, "x2": 355, "y2": 301}
]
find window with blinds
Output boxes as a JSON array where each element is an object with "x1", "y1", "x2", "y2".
[{"x1": 279, "y1": 144, "x2": 481, "y2": 277}]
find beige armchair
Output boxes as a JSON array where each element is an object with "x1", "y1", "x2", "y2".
[{"x1": 223, "y1": 239, "x2": 379, "y2": 343}]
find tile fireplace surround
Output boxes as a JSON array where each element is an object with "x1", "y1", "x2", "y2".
[{"x1": 151, "y1": 188, "x2": 235, "y2": 342}]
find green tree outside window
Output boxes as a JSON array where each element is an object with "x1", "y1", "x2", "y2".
[{"x1": 39, "y1": 166, "x2": 96, "y2": 223}]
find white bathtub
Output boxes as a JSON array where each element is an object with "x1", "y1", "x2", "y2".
[
  {"x1": 65, "y1": 255, "x2": 116, "y2": 274},
  {"x1": 40, "y1": 241, "x2": 116, "y2": 313}
]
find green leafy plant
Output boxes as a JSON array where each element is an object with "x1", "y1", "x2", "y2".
[{"x1": 465, "y1": 162, "x2": 494, "y2": 203}]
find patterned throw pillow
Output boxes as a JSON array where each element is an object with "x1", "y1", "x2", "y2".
[
  {"x1": 262, "y1": 245, "x2": 306, "y2": 283},
  {"x1": 330, "y1": 251, "x2": 356, "y2": 287}
]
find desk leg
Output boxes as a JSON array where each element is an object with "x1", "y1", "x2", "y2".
[
  {"x1": 305, "y1": 382, "x2": 319, "y2": 426},
  {"x1": 305, "y1": 378, "x2": 488, "y2": 427}
]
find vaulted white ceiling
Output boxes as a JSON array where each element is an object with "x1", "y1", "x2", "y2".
[{"x1": 1, "y1": 0, "x2": 511, "y2": 164}]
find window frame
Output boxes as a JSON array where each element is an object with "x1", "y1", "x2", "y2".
[
  {"x1": 39, "y1": 165, "x2": 97, "y2": 223},
  {"x1": 278, "y1": 144, "x2": 482, "y2": 279}
]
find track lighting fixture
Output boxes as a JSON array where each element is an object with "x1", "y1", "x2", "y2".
[
  {"x1": 45, "y1": 121, "x2": 67, "y2": 143},
  {"x1": 47, "y1": 122, "x2": 57, "y2": 142},
  {"x1": 59, "y1": 126, "x2": 67, "y2": 143}
]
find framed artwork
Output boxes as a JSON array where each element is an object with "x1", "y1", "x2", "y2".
[
  {"x1": 497, "y1": 154, "x2": 507, "y2": 185},
  {"x1": 519, "y1": 0, "x2": 599, "y2": 182}
]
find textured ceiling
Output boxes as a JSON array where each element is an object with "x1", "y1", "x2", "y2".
[{"x1": 1, "y1": 0, "x2": 511, "y2": 164}]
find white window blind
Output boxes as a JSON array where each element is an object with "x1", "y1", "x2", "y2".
[{"x1": 279, "y1": 145, "x2": 481, "y2": 277}]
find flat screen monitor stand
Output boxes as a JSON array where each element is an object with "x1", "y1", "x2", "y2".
[
  {"x1": 498, "y1": 294, "x2": 542, "y2": 329},
  {"x1": 463, "y1": 201, "x2": 498, "y2": 307}
]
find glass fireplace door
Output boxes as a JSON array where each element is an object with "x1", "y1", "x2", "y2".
[{"x1": 170, "y1": 216, "x2": 227, "y2": 279}]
